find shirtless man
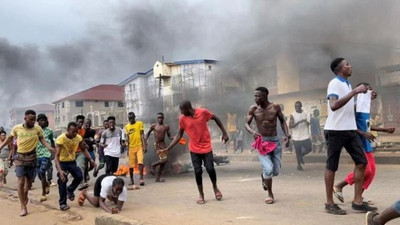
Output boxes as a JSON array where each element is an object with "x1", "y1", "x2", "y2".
[
  {"x1": 245, "y1": 87, "x2": 290, "y2": 204},
  {"x1": 145, "y1": 112, "x2": 173, "y2": 182}
]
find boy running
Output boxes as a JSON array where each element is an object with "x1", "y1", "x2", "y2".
[
  {"x1": 159, "y1": 100, "x2": 229, "y2": 204},
  {"x1": 55, "y1": 122, "x2": 96, "y2": 211},
  {"x1": 145, "y1": 112, "x2": 173, "y2": 182},
  {"x1": 36, "y1": 114, "x2": 55, "y2": 202}
]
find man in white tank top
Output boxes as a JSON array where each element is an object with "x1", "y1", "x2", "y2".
[{"x1": 289, "y1": 101, "x2": 312, "y2": 171}]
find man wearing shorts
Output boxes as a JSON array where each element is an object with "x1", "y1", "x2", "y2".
[
  {"x1": 125, "y1": 112, "x2": 147, "y2": 189},
  {"x1": 78, "y1": 174, "x2": 127, "y2": 214},
  {"x1": 324, "y1": 57, "x2": 375, "y2": 214},
  {"x1": 145, "y1": 112, "x2": 173, "y2": 182},
  {"x1": 0, "y1": 110, "x2": 54, "y2": 216}
]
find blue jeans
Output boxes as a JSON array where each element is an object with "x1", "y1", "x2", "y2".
[
  {"x1": 37, "y1": 157, "x2": 51, "y2": 180},
  {"x1": 57, "y1": 161, "x2": 83, "y2": 206},
  {"x1": 393, "y1": 199, "x2": 400, "y2": 214},
  {"x1": 258, "y1": 136, "x2": 282, "y2": 179}
]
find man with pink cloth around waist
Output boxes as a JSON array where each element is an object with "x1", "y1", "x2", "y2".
[{"x1": 245, "y1": 87, "x2": 290, "y2": 204}]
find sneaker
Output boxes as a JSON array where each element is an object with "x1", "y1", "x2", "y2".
[
  {"x1": 352, "y1": 202, "x2": 378, "y2": 212},
  {"x1": 365, "y1": 211, "x2": 379, "y2": 225},
  {"x1": 325, "y1": 203, "x2": 346, "y2": 215}
]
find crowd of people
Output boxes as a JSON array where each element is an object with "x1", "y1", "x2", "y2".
[{"x1": 0, "y1": 57, "x2": 399, "y2": 225}]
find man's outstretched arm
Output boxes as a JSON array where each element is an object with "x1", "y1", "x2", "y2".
[{"x1": 211, "y1": 115, "x2": 229, "y2": 143}]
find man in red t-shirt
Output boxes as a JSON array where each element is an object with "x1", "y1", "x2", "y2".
[{"x1": 160, "y1": 100, "x2": 229, "y2": 204}]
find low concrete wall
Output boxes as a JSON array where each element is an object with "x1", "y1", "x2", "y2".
[{"x1": 95, "y1": 214, "x2": 145, "y2": 225}]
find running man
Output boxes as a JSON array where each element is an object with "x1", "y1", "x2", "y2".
[
  {"x1": 0, "y1": 110, "x2": 55, "y2": 216},
  {"x1": 94, "y1": 119, "x2": 109, "y2": 177},
  {"x1": 125, "y1": 112, "x2": 147, "y2": 188},
  {"x1": 78, "y1": 174, "x2": 127, "y2": 214},
  {"x1": 101, "y1": 116, "x2": 124, "y2": 175},
  {"x1": 83, "y1": 118, "x2": 96, "y2": 182},
  {"x1": 245, "y1": 87, "x2": 290, "y2": 204},
  {"x1": 0, "y1": 130, "x2": 12, "y2": 187},
  {"x1": 324, "y1": 57, "x2": 375, "y2": 214},
  {"x1": 289, "y1": 101, "x2": 312, "y2": 171},
  {"x1": 36, "y1": 114, "x2": 55, "y2": 202},
  {"x1": 145, "y1": 112, "x2": 173, "y2": 182},
  {"x1": 55, "y1": 122, "x2": 96, "y2": 211},
  {"x1": 75, "y1": 115, "x2": 89, "y2": 190},
  {"x1": 333, "y1": 83, "x2": 395, "y2": 205},
  {"x1": 159, "y1": 100, "x2": 229, "y2": 204}
]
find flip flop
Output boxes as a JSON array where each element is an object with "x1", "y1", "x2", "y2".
[
  {"x1": 78, "y1": 190, "x2": 86, "y2": 206},
  {"x1": 67, "y1": 192, "x2": 75, "y2": 201},
  {"x1": 333, "y1": 187, "x2": 344, "y2": 203},
  {"x1": 215, "y1": 191, "x2": 223, "y2": 201},
  {"x1": 20, "y1": 207, "x2": 28, "y2": 217},
  {"x1": 265, "y1": 196, "x2": 275, "y2": 204},
  {"x1": 363, "y1": 198, "x2": 375, "y2": 205},
  {"x1": 197, "y1": 197, "x2": 205, "y2": 204},
  {"x1": 139, "y1": 179, "x2": 145, "y2": 186},
  {"x1": 155, "y1": 178, "x2": 165, "y2": 182},
  {"x1": 40, "y1": 195, "x2": 47, "y2": 202}
]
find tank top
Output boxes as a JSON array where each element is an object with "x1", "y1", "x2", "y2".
[{"x1": 291, "y1": 111, "x2": 310, "y2": 141}]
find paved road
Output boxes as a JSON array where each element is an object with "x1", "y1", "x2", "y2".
[{"x1": 1, "y1": 158, "x2": 400, "y2": 225}]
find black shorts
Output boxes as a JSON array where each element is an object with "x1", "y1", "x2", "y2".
[
  {"x1": 324, "y1": 130, "x2": 367, "y2": 171},
  {"x1": 94, "y1": 174, "x2": 114, "y2": 197},
  {"x1": 104, "y1": 155, "x2": 119, "y2": 174}
]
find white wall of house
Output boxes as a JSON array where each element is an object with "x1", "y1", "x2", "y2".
[{"x1": 54, "y1": 99, "x2": 126, "y2": 131}]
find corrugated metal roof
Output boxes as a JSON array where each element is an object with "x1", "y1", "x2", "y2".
[{"x1": 118, "y1": 69, "x2": 153, "y2": 86}]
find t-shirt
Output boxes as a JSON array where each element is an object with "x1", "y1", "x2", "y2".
[
  {"x1": 56, "y1": 133, "x2": 83, "y2": 162},
  {"x1": 84, "y1": 128, "x2": 96, "y2": 152},
  {"x1": 101, "y1": 128, "x2": 124, "y2": 158},
  {"x1": 11, "y1": 124, "x2": 44, "y2": 154},
  {"x1": 291, "y1": 111, "x2": 310, "y2": 141},
  {"x1": 324, "y1": 76, "x2": 357, "y2": 131},
  {"x1": 125, "y1": 121, "x2": 144, "y2": 148},
  {"x1": 100, "y1": 176, "x2": 127, "y2": 202},
  {"x1": 179, "y1": 108, "x2": 213, "y2": 154},
  {"x1": 76, "y1": 128, "x2": 86, "y2": 152},
  {"x1": 355, "y1": 92, "x2": 373, "y2": 153},
  {"x1": 37, "y1": 127, "x2": 54, "y2": 158}
]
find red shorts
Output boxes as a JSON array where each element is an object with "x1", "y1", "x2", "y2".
[{"x1": 345, "y1": 152, "x2": 376, "y2": 190}]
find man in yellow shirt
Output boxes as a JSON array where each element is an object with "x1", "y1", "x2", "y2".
[
  {"x1": 0, "y1": 110, "x2": 55, "y2": 217},
  {"x1": 55, "y1": 122, "x2": 96, "y2": 211},
  {"x1": 125, "y1": 112, "x2": 147, "y2": 189}
]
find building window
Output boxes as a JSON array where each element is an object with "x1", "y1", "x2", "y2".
[
  {"x1": 118, "y1": 101, "x2": 124, "y2": 107},
  {"x1": 208, "y1": 65, "x2": 212, "y2": 70},
  {"x1": 105, "y1": 101, "x2": 109, "y2": 107},
  {"x1": 62, "y1": 102, "x2": 65, "y2": 108},
  {"x1": 75, "y1": 101, "x2": 83, "y2": 107},
  {"x1": 129, "y1": 84, "x2": 136, "y2": 92}
]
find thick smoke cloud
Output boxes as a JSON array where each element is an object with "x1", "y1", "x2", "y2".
[{"x1": 1, "y1": 0, "x2": 400, "y2": 127}]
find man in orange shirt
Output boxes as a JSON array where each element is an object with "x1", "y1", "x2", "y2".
[{"x1": 160, "y1": 100, "x2": 229, "y2": 204}]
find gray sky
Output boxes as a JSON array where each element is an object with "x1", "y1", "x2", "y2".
[{"x1": 1, "y1": 0, "x2": 399, "y2": 128}]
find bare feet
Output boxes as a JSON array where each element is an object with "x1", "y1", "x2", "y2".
[
  {"x1": 127, "y1": 185, "x2": 140, "y2": 190},
  {"x1": 150, "y1": 166, "x2": 156, "y2": 176},
  {"x1": 20, "y1": 207, "x2": 28, "y2": 217}
]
